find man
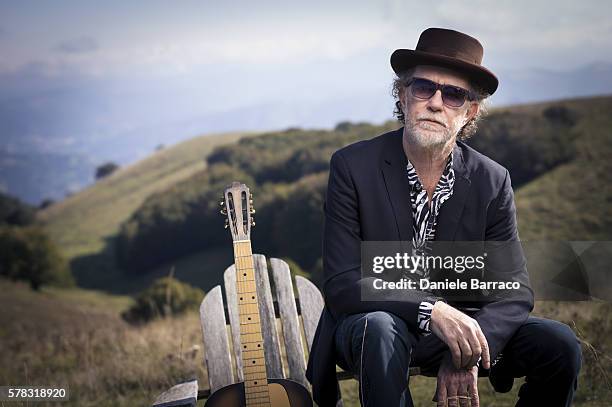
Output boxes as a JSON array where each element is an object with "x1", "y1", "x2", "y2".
[{"x1": 305, "y1": 28, "x2": 582, "y2": 406}]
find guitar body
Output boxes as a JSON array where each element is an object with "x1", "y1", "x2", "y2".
[{"x1": 205, "y1": 378, "x2": 312, "y2": 407}]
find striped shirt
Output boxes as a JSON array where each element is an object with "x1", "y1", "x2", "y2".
[{"x1": 407, "y1": 150, "x2": 455, "y2": 335}]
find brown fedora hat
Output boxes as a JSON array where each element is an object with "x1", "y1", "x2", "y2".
[{"x1": 391, "y1": 27, "x2": 498, "y2": 95}]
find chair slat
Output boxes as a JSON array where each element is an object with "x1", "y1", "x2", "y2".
[
  {"x1": 295, "y1": 275, "x2": 324, "y2": 352},
  {"x1": 253, "y1": 254, "x2": 284, "y2": 378},
  {"x1": 223, "y1": 265, "x2": 243, "y2": 382},
  {"x1": 200, "y1": 286, "x2": 234, "y2": 393},
  {"x1": 270, "y1": 258, "x2": 308, "y2": 389}
]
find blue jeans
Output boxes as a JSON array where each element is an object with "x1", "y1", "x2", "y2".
[{"x1": 334, "y1": 311, "x2": 581, "y2": 406}]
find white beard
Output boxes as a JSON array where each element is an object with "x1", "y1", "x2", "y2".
[{"x1": 405, "y1": 113, "x2": 466, "y2": 149}]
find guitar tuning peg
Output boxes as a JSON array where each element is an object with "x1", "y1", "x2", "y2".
[
  {"x1": 251, "y1": 220, "x2": 256, "y2": 227},
  {"x1": 250, "y1": 208, "x2": 256, "y2": 214},
  {"x1": 219, "y1": 201, "x2": 225, "y2": 206},
  {"x1": 220, "y1": 208, "x2": 227, "y2": 215},
  {"x1": 224, "y1": 219, "x2": 229, "y2": 229}
]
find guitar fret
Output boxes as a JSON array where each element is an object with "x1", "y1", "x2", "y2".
[
  {"x1": 243, "y1": 365, "x2": 266, "y2": 373},
  {"x1": 243, "y1": 372, "x2": 266, "y2": 380}
]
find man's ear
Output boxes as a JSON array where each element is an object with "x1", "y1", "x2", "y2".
[
  {"x1": 466, "y1": 101, "x2": 479, "y2": 122},
  {"x1": 398, "y1": 87, "x2": 406, "y2": 111}
]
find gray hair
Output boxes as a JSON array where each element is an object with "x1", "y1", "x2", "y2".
[{"x1": 391, "y1": 68, "x2": 490, "y2": 140}]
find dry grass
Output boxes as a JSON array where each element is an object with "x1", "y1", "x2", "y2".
[
  {"x1": 2, "y1": 277, "x2": 610, "y2": 406},
  {"x1": 0, "y1": 279, "x2": 206, "y2": 406}
]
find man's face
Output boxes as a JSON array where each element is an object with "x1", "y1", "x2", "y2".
[{"x1": 400, "y1": 65, "x2": 479, "y2": 149}]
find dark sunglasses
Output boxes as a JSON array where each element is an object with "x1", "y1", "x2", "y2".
[{"x1": 405, "y1": 77, "x2": 475, "y2": 108}]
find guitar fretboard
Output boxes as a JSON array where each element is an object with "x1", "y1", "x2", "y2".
[{"x1": 233, "y1": 240, "x2": 271, "y2": 406}]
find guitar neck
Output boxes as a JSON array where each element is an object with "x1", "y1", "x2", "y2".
[{"x1": 233, "y1": 240, "x2": 271, "y2": 406}]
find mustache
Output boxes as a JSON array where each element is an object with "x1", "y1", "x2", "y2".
[{"x1": 417, "y1": 116, "x2": 447, "y2": 128}]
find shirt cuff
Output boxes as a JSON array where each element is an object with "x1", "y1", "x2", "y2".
[{"x1": 417, "y1": 300, "x2": 436, "y2": 336}]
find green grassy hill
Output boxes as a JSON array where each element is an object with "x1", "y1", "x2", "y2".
[
  {"x1": 36, "y1": 96, "x2": 612, "y2": 296},
  {"x1": 513, "y1": 96, "x2": 612, "y2": 240},
  {"x1": 37, "y1": 131, "x2": 259, "y2": 291},
  {"x1": 38, "y1": 131, "x2": 259, "y2": 259}
]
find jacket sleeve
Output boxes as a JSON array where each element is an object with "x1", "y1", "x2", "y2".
[
  {"x1": 474, "y1": 169, "x2": 535, "y2": 364},
  {"x1": 321, "y1": 150, "x2": 437, "y2": 333}
]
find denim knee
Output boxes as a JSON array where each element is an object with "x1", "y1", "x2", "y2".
[
  {"x1": 362, "y1": 311, "x2": 413, "y2": 353},
  {"x1": 537, "y1": 318, "x2": 582, "y2": 378}
]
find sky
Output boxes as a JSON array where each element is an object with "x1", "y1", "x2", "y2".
[{"x1": 1, "y1": 0, "x2": 612, "y2": 202}]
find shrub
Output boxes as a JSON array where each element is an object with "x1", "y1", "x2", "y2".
[
  {"x1": 95, "y1": 162, "x2": 120, "y2": 180},
  {"x1": 121, "y1": 276, "x2": 204, "y2": 323}
]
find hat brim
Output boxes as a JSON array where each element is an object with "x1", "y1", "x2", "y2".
[{"x1": 391, "y1": 49, "x2": 498, "y2": 95}]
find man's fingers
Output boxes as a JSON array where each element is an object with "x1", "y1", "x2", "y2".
[
  {"x1": 458, "y1": 394, "x2": 470, "y2": 407},
  {"x1": 469, "y1": 377, "x2": 480, "y2": 407},
  {"x1": 466, "y1": 333, "x2": 482, "y2": 368},
  {"x1": 446, "y1": 381, "x2": 459, "y2": 407},
  {"x1": 476, "y1": 328, "x2": 490, "y2": 369},
  {"x1": 449, "y1": 342, "x2": 462, "y2": 369},
  {"x1": 458, "y1": 338, "x2": 473, "y2": 368},
  {"x1": 435, "y1": 382, "x2": 447, "y2": 407}
]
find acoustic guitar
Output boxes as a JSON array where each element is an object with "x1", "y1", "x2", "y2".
[{"x1": 206, "y1": 182, "x2": 312, "y2": 407}]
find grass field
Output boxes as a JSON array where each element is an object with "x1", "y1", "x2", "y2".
[{"x1": 1, "y1": 278, "x2": 610, "y2": 406}]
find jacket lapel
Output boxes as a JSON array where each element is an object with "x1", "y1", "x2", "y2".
[
  {"x1": 380, "y1": 129, "x2": 472, "y2": 242},
  {"x1": 380, "y1": 128, "x2": 413, "y2": 241},
  {"x1": 436, "y1": 143, "x2": 471, "y2": 241}
]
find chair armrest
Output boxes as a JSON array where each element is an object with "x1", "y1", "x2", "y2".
[{"x1": 151, "y1": 379, "x2": 198, "y2": 407}]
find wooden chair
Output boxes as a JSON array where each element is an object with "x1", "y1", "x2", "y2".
[{"x1": 151, "y1": 254, "x2": 419, "y2": 407}]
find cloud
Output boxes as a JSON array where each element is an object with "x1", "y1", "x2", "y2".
[{"x1": 55, "y1": 36, "x2": 99, "y2": 54}]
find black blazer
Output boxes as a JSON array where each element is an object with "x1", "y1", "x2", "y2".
[{"x1": 305, "y1": 127, "x2": 534, "y2": 406}]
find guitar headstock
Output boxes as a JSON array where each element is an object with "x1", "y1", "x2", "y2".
[{"x1": 220, "y1": 181, "x2": 255, "y2": 241}]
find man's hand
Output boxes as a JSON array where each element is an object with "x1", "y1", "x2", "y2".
[
  {"x1": 430, "y1": 301, "x2": 490, "y2": 370},
  {"x1": 433, "y1": 352, "x2": 480, "y2": 407}
]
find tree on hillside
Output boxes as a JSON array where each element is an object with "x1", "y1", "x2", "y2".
[
  {"x1": 0, "y1": 192, "x2": 35, "y2": 226},
  {"x1": 95, "y1": 162, "x2": 120, "y2": 180},
  {"x1": 39, "y1": 198, "x2": 55, "y2": 209},
  {"x1": 0, "y1": 225, "x2": 74, "y2": 290}
]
